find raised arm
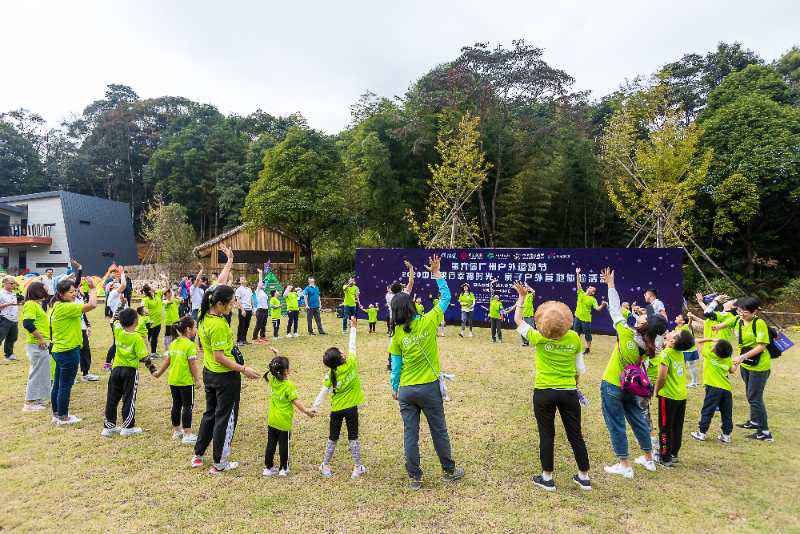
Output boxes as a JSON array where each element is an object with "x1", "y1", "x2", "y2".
[
  {"x1": 257, "y1": 269, "x2": 264, "y2": 290},
  {"x1": 71, "y1": 259, "x2": 83, "y2": 287},
  {"x1": 82, "y1": 277, "x2": 98, "y2": 313},
  {"x1": 348, "y1": 316, "x2": 358, "y2": 354},
  {"x1": 404, "y1": 260, "x2": 415, "y2": 294},
  {"x1": 695, "y1": 292, "x2": 709, "y2": 314},
  {"x1": 512, "y1": 281, "x2": 526, "y2": 327},
  {"x1": 601, "y1": 267, "x2": 625, "y2": 325},
  {"x1": 428, "y1": 255, "x2": 450, "y2": 311},
  {"x1": 575, "y1": 267, "x2": 583, "y2": 292},
  {"x1": 193, "y1": 264, "x2": 203, "y2": 287},
  {"x1": 216, "y1": 244, "x2": 234, "y2": 286},
  {"x1": 283, "y1": 285, "x2": 293, "y2": 297},
  {"x1": 117, "y1": 267, "x2": 127, "y2": 294}
]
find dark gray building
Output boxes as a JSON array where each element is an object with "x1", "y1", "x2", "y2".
[{"x1": 0, "y1": 191, "x2": 138, "y2": 275}]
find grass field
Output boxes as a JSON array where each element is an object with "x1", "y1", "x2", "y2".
[{"x1": 1, "y1": 308, "x2": 798, "y2": 533}]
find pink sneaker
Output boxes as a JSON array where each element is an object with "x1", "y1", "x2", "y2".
[{"x1": 191, "y1": 456, "x2": 203, "y2": 468}]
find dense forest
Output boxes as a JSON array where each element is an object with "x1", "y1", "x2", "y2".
[{"x1": 2, "y1": 40, "x2": 799, "y2": 297}]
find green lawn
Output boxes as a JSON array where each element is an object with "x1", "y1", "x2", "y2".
[{"x1": 1, "y1": 308, "x2": 798, "y2": 533}]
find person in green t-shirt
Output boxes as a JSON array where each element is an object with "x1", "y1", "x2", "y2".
[
  {"x1": 654, "y1": 327, "x2": 695, "y2": 466},
  {"x1": 50, "y1": 277, "x2": 98, "y2": 424},
  {"x1": 341, "y1": 278, "x2": 361, "y2": 334},
  {"x1": 263, "y1": 353, "x2": 315, "y2": 476},
  {"x1": 389, "y1": 254, "x2": 464, "y2": 490},
  {"x1": 365, "y1": 303, "x2": 378, "y2": 333},
  {"x1": 135, "y1": 306, "x2": 151, "y2": 346},
  {"x1": 269, "y1": 290, "x2": 282, "y2": 339},
  {"x1": 573, "y1": 267, "x2": 607, "y2": 355},
  {"x1": 154, "y1": 315, "x2": 202, "y2": 444},
  {"x1": 691, "y1": 338, "x2": 735, "y2": 444},
  {"x1": 673, "y1": 314, "x2": 701, "y2": 388},
  {"x1": 487, "y1": 294, "x2": 505, "y2": 343},
  {"x1": 731, "y1": 296, "x2": 774, "y2": 442},
  {"x1": 21, "y1": 281, "x2": 51, "y2": 411},
  {"x1": 162, "y1": 285, "x2": 181, "y2": 350},
  {"x1": 414, "y1": 296, "x2": 424, "y2": 316},
  {"x1": 192, "y1": 282, "x2": 261, "y2": 474},
  {"x1": 141, "y1": 280, "x2": 165, "y2": 354},
  {"x1": 283, "y1": 285, "x2": 300, "y2": 338},
  {"x1": 312, "y1": 317, "x2": 367, "y2": 478},
  {"x1": 458, "y1": 283, "x2": 476, "y2": 337},
  {"x1": 512, "y1": 281, "x2": 591, "y2": 492},
  {"x1": 520, "y1": 285, "x2": 536, "y2": 346}
]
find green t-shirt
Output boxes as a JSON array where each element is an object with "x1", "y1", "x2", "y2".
[
  {"x1": 702, "y1": 349, "x2": 732, "y2": 391},
  {"x1": 49, "y1": 302, "x2": 84, "y2": 352},
  {"x1": 575, "y1": 289, "x2": 598, "y2": 323},
  {"x1": 285, "y1": 292, "x2": 299, "y2": 311},
  {"x1": 601, "y1": 321, "x2": 641, "y2": 387},
  {"x1": 704, "y1": 311, "x2": 735, "y2": 344},
  {"x1": 167, "y1": 336, "x2": 198, "y2": 386},
  {"x1": 80, "y1": 279, "x2": 90, "y2": 293},
  {"x1": 622, "y1": 308, "x2": 631, "y2": 319},
  {"x1": 269, "y1": 296, "x2": 282, "y2": 319},
  {"x1": 389, "y1": 306, "x2": 443, "y2": 387},
  {"x1": 522, "y1": 326, "x2": 581, "y2": 389},
  {"x1": 459, "y1": 292, "x2": 475, "y2": 310},
  {"x1": 367, "y1": 307, "x2": 378, "y2": 322},
  {"x1": 136, "y1": 314, "x2": 150, "y2": 342},
  {"x1": 199, "y1": 314, "x2": 235, "y2": 373},
  {"x1": 415, "y1": 303, "x2": 424, "y2": 315},
  {"x1": 656, "y1": 347, "x2": 687, "y2": 401},
  {"x1": 489, "y1": 299, "x2": 503, "y2": 319},
  {"x1": 343, "y1": 285, "x2": 358, "y2": 307},
  {"x1": 164, "y1": 299, "x2": 180, "y2": 325},
  {"x1": 142, "y1": 291, "x2": 164, "y2": 326},
  {"x1": 113, "y1": 323, "x2": 148, "y2": 368},
  {"x1": 646, "y1": 353, "x2": 661, "y2": 382},
  {"x1": 325, "y1": 354, "x2": 365, "y2": 412},
  {"x1": 22, "y1": 300, "x2": 49, "y2": 344},
  {"x1": 738, "y1": 317, "x2": 771, "y2": 371},
  {"x1": 523, "y1": 294, "x2": 534, "y2": 318},
  {"x1": 268, "y1": 375, "x2": 299, "y2": 431}
]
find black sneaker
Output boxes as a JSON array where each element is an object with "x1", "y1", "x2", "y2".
[
  {"x1": 737, "y1": 421, "x2": 760, "y2": 430},
  {"x1": 583, "y1": 348, "x2": 590, "y2": 355},
  {"x1": 459, "y1": 332, "x2": 464, "y2": 338},
  {"x1": 657, "y1": 457, "x2": 675, "y2": 468},
  {"x1": 747, "y1": 431, "x2": 774, "y2": 442},
  {"x1": 409, "y1": 478, "x2": 422, "y2": 491},
  {"x1": 532, "y1": 474, "x2": 555, "y2": 492},
  {"x1": 572, "y1": 474, "x2": 592, "y2": 491},
  {"x1": 443, "y1": 466, "x2": 465, "y2": 482}
]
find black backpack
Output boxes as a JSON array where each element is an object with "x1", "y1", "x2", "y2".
[{"x1": 737, "y1": 317, "x2": 782, "y2": 364}]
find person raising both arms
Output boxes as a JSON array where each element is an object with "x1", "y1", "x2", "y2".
[
  {"x1": 643, "y1": 287, "x2": 667, "y2": 320},
  {"x1": 458, "y1": 283, "x2": 476, "y2": 338},
  {"x1": 341, "y1": 277, "x2": 361, "y2": 335},
  {"x1": 573, "y1": 267, "x2": 607, "y2": 355}
]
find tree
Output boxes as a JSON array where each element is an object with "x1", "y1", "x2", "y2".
[
  {"x1": 775, "y1": 46, "x2": 800, "y2": 90},
  {"x1": 242, "y1": 126, "x2": 343, "y2": 270},
  {"x1": 140, "y1": 197, "x2": 197, "y2": 264},
  {"x1": 0, "y1": 120, "x2": 45, "y2": 194},
  {"x1": 405, "y1": 111, "x2": 491, "y2": 247}
]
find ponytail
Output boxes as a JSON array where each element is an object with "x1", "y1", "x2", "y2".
[
  {"x1": 323, "y1": 347, "x2": 344, "y2": 392},
  {"x1": 198, "y1": 285, "x2": 235, "y2": 324}
]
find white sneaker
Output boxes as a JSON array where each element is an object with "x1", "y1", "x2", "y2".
[
  {"x1": 319, "y1": 463, "x2": 333, "y2": 477},
  {"x1": 634, "y1": 455, "x2": 656, "y2": 472},
  {"x1": 278, "y1": 468, "x2": 289, "y2": 477},
  {"x1": 56, "y1": 415, "x2": 82, "y2": 426},
  {"x1": 263, "y1": 467, "x2": 279, "y2": 477},
  {"x1": 101, "y1": 426, "x2": 121, "y2": 438},
  {"x1": 691, "y1": 431, "x2": 706, "y2": 441},
  {"x1": 210, "y1": 461, "x2": 239, "y2": 475},
  {"x1": 4, "y1": 355, "x2": 18, "y2": 362},
  {"x1": 351, "y1": 464, "x2": 367, "y2": 479},
  {"x1": 468, "y1": 332, "x2": 474, "y2": 337},
  {"x1": 181, "y1": 433, "x2": 198, "y2": 445},
  {"x1": 718, "y1": 433, "x2": 732, "y2": 444},
  {"x1": 22, "y1": 403, "x2": 45, "y2": 412},
  {"x1": 172, "y1": 430, "x2": 184, "y2": 440},
  {"x1": 603, "y1": 463, "x2": 634, "y2": 479},
  {"x1": 83, "y1": 374, "x2": 100, "y2": 382},
  {"x1": 120, "y1": 426, "x2": 143, "y2": 437}
]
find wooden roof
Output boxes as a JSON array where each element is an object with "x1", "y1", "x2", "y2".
[{"x1": 193, "y1": 224, "x2": 301, "y2": 254}]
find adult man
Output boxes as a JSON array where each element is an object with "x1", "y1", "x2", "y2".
[
  {"x1": 573, "y1": 267, "x2": 607, "y2": 355},
  {"x1": 0, "y1": 277, "x2": 20, "y2": 362},
  {"x1": 42, "y1": 268, "x2": 56, "y2": 310},
  {"x1": 234, "y1": 276, "x2": 254, "y2": 345},
  {"x1": 458, "y1": 284, "x2": 476, "y2": 338},
  {"x1": 303, "y1": 277, "x2": 325, "y2": 335},
  {"x1": 341, "y1": 277, "x2": 360, "y2": 334},
  {"x1": 190, "y1": 265, "x2": 207, "y2": 321},
  {"x1": 644, "y1": 288, "x2": 667, "y2": 319}
]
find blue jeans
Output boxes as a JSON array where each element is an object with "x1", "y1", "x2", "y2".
[
  {"x1": 600, "y1": 380, "x2": 652, "y2": 460},
  {"x1": 51, "y1": 348, "x2": 80, "y2": 417},
  {"x1": 342, "y1": 305, "x2": 356, "y2": 331}
]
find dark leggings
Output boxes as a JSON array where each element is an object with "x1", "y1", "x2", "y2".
[
  {"x1": 265, "y1": 426, "x2": 290, "y2": 470},
  {"x1": 329, "y1": 406, "x2": 359, "y2": 441},
  {"x1": 170, "y1": 384, "x2": 194, "y2": 429},
  {"x1": 490, "y1": 318, "x2": 503, "y2": 341},
  {"x1": 532, "y1": 388, "x2": 590, "y2": 473},
  {"x1": 286, "y1": 310, "x2": 299, "y2": 334},
  {"x1": 253, "y1": 309, "x2": 268, "y2": 339},
  {"x1": 106, "y1": 322, "x2": 116, "y2": 364},
  {"x1": 147, "y1": 324, "x2": 161, "y2": 354},
  {"x1": 272, "y1": 319, "x2": 280, "y2": 338},
  {"x1": 79, "y1": 330, "x2": 92, "y2": 375}
]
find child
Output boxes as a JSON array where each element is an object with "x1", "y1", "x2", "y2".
[
  {"x1": 163, "y1": 286, "x2": 181, "y2": 350},
  {"x1": 691, "y1": 339, "x2": 735, "y2": 444},
  {"x1": 269, "y1": 290, "x2": 281, "y2": 340},
  {"x1": 101, "y1": 308, "x2": 156, "y2": 438},
  {"x1": 153, "y1": 315, "x2": 202, "y2": 444},
  {"x1": 654, "y1": 327, "x2": 695, "y2": 467},
  {"x1": 263, "y1": 353, "x2": 314, "y2": 476},
  {"x1": 312, "y1": 317, "x2": 367, "y2": 479},
  {"x1": 135, "y1": 306, "x2": 151, "y2": 349},
  {"x1": 366, "y1": 304, "x2": 378, "y2": 334},
  {"x1": 674, "y1": 314, "x2": 700, "y2": 388}
]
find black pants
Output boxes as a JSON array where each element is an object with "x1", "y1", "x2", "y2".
[
  {"x1": 272, "y1": 319, "x2": 280, "y2": 338},
  {"x1": 106, "y1": 322, "x2": 116, "y2": 364},
  {"x1": 79, "y1": 330, "x2": 92, "y2": 375},
  {"x1": 307, "y1": 307, "x2": 325, "y2": 334},
  {"x1": 741, "y1": 367, "x2": 770, "y2": 431},
  {"x1": 236, "y1": 310, "x2": 252, "y2": 343},
  {"x1": 657, "y1": 396, "x2": 686, "y2": 461},
  {"x1": 698, "y1": 386, "x2": 733, "y2": 435},
  {"x1": 104, "y1": 366, "x2": 139, "y2": 428},
  {"x1": 286, "y1": 310, "x2": 299, "y2": 334},
  {"x1": 532, "y1": 389, "x2": 590, "y2": 473},
  {"x1": 0, "y1": 317, "x2": 18, "y2": 358},
  {"x1": 368, "y1": 321, "x2": 376, "y2": 333},
  {"x1": 170, "y1": 384, "x2": 194, "y2": 429},
  {"x1": 147, "y1": 324, "x2": 161, "y2": 354},
  {"x1": 253, "y1": 309, "x2": 268, "y2": 339},
  {"x1": 329, "y1": 406, "x2": 359, "y2": 441},
  {"x1": 195, "y1": 369, "x2": 241, "y2": 466},
  {"x1": 265, "y1": 426, "x2": 290, "y2": 470},
  {"x1": 490, "y1": 318, "x2": 503, "y2": 341}
]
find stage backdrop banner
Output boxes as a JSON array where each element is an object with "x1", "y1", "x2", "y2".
[{"x1": 354, "y1": 248, "x2": 684, "y2": 335}]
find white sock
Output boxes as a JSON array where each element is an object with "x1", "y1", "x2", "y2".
[
  {"x1": 578, "y1": 472, "x2": 590, "y2": 481},
  {"x1": 541, "y1": 472, "x2": 552, "y2": 481}
]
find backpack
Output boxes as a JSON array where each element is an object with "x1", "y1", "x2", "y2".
[
  {"x1": 738, "y1": 317, "x2": 782, "y2": 365},
  {"x1": 618, "y1": 341, "x2": 651, "y2": 398}
]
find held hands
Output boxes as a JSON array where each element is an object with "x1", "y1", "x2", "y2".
[
  {"x1": 425, "y1": 254, "x2": 441, "y2": 279},
  {"x1": 242, "y1": 366, "x2": 261, "y2": 379}
]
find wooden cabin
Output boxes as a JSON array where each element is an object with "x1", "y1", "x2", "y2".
[{"x1": 193, "y1": 224, "x2": 301, "y2": 282}]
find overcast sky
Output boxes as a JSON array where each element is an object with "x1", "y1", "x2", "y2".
[{"x1": 2, "y1": 0, "x2": 798, "y2": 133}]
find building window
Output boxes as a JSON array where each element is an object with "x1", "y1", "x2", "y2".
[
  {"x1": 79, "y1": 220, "x2": 91, "y2": 225},
  {"x1": 48, "y1": 250, "x2": 62, "y2": 255},
  {"x1": 35, "y1": 262, "x2": 69, "y2": 268}
]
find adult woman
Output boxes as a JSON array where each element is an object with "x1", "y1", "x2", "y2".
[
  {"x1": 512, "y1": 282, "x2": 591, "y2": 491},
  {"x1": 192, "y1": 249, "x2": 261, "y2": 474},
  {"x1": 21, "y1": 282, "x2": 51, "y2": 412},
  {"x1": 389, "y1": 255, "x2": 464, "y2": 490},
  {"x1": 732, "y1": 296, "x2": 773, "y2": 442},
  {"x1": 50, "y1": 277, "x2": 97, "y2": 425},
  {"x1": 599, "y1": 267, "x2": 666, "y2": 478},
  {"x1": 458, "y1": 283, "x2": 475, "y2": 337}
]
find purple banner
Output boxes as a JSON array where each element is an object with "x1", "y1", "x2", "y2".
[{"x1": 354, "y1": 248, "x2": 684, "y2": 335}]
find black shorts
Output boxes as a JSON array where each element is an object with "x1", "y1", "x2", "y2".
[{"x1": 573, "y1": 318, "x2": 593, "y2": 340}]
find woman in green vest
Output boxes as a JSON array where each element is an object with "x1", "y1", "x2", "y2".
[{"x1": 458, "y1": 283, "x2": 475, "y2": 338}]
